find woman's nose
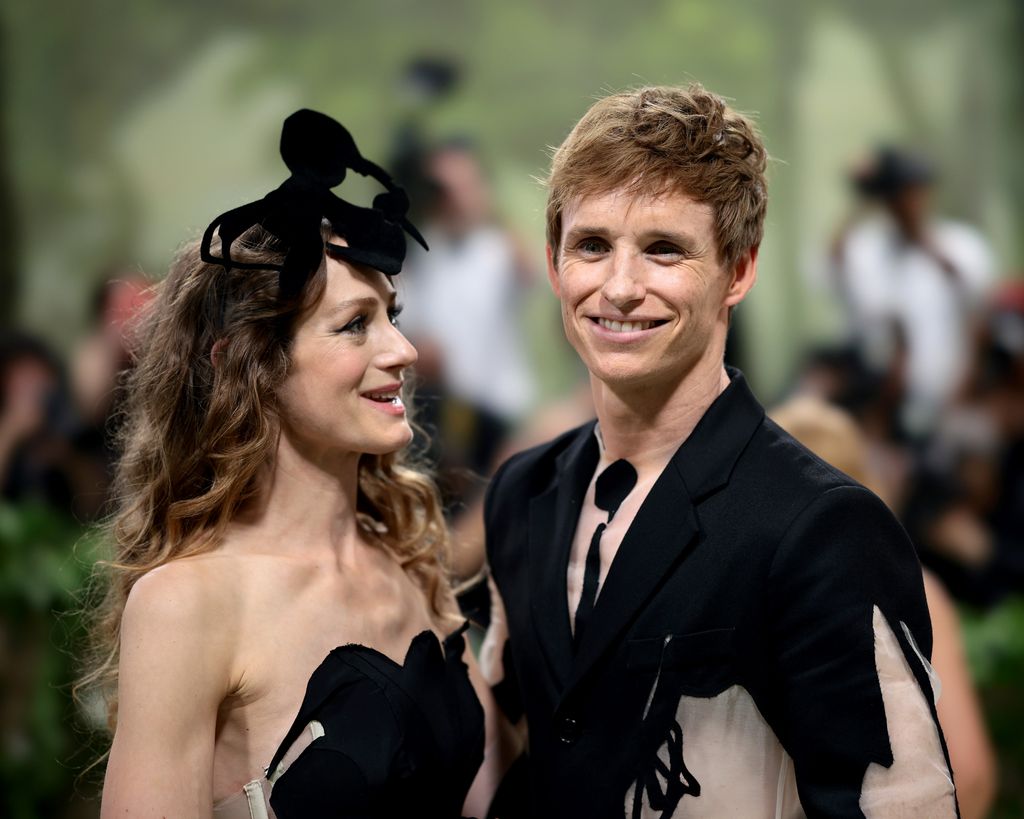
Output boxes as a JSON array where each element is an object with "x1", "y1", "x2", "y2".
[{"x1": 379, "y1": 323, "x2": 418, "y2": 371}]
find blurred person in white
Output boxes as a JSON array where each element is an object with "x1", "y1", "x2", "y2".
[
  {"x1": 399, "y1": 138, "x2": 536, "y2": 424},
  {"x1": 904, "y1": 281, "x2": 1024, "y2": 605},
  {"x1": 771, "y1": 395, "x2": 996, "y2": 819},
  {"x1": 831, "y1": 147, "x2": 994, "y2": 436}
]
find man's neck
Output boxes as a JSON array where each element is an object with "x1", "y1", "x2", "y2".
[{"x1": 591, "y1": 362, "x2": 731, "y2": 473}]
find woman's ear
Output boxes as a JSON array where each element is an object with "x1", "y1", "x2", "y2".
[{"x1": 211, "y1": 338, "x2": 228, "y2": 368}]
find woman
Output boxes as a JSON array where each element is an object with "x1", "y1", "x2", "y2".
[{"x1": 82, "y1": 110, "x2": 502, "y2": 818}]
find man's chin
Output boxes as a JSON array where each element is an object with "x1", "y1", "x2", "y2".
[{"x1": 587, "y1": 364, "x2": 674, "y2": 394}]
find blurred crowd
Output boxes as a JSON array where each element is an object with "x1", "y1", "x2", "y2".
[
  {"x1": 1, "y1": 275, "x2": 153, "y2": 524},
  {"x1": 810, "y1": 147, "x2": 1023, "y2": 612},
  {"x1": 1, "y1": 132, "x2": 1021, "y2": 817}
]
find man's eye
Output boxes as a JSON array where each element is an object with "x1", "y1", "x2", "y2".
[
  {"x1": 648, "y1": 243, "x2": 683, "y2": 256},
  {"x1": 576, "y1": 239, "x2": 607, "y2": 254}
]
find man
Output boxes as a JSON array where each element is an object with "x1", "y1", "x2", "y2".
[
  {"x1": 482, "y1": 85, "x2": 958, "y2": 818},
  {"x1": 831, "y1": 146, "x2": 993, "y2": 436}
]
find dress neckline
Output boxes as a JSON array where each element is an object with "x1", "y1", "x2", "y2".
[
  {"x1": 213, "y1": 621, "x2": 472, "y2": 813},
  {"x1": 328, "y1": 621, "x2": 470, "y2": 673},
  {"x1": 264, "y1": 621, "x2": 471, "y2": 780}
]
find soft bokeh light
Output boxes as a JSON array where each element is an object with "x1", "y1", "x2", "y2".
[{"x1": 2, "y1": 1, "x2": 1022, "y2": 816}]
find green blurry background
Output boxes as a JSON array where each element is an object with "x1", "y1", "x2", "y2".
[
  {"x1": 2, "y1": 0, "x2": 1022, "y2": 816},
  {"x1": 4, "y1": 0, "x2": 1023, "y2": 395}
]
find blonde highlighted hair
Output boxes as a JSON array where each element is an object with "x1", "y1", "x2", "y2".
[
  {"x1": 78, "y1": 224, "x2": 453, "y2": 732},
  {"x1": 546, "y1": 83, "x2": 768, "y2": 271}
]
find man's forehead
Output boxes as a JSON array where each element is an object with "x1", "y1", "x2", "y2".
[{"x1": 561, "y1": 185, "x2": 713, "y2": 231}]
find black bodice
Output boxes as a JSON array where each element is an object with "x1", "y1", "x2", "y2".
[{"x1": 267, "y1": 624, "x2": 485, "y2": 819}]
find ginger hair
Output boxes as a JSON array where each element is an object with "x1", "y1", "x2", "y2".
[{"x1": 546, "y1": 83, "x2": 768, "y2": 271}]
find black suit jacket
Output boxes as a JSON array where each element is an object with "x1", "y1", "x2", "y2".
[{"x1": 485, "y1": 370, "x2": 956, "y2": 818}]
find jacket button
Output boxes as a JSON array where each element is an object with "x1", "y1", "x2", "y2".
[{"x1": 558, "y1": 716, "x2": 581, "y2": 745}]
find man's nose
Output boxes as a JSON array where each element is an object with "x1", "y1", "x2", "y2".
[{"x1": 600, "y1": 250, "x2": 646, "y2": 311}]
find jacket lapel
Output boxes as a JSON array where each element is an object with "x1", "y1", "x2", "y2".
[
  {"x1": 528, "y1": 423, "x2": 599, "y2": 689},
  {"x1": 563, "y1": 461, "x2": 700, "y2": 696},
  {"x1": 562, "y1": 369, "x2": 765, "y2": 698}
]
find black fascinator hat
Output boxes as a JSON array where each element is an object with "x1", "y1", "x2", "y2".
[{"x1": 200, "y1": 109, "x2": 427, "y2": 299}]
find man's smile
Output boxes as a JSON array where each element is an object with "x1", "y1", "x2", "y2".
[{"x1": 587, "y1": 315, "x2": 670, "y2": 339}]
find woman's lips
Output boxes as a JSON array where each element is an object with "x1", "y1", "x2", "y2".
[{"x1": 361, "y1": 384, "x2": 406, "y2": 415}]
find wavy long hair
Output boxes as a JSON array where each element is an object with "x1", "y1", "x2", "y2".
[{"x1": 77, "y1": 224, "x2": 453, "y2": 732}]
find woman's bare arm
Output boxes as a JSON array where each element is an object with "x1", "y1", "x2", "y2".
[{"x1": 101, "y1": 562, "x2": 236, "y2": 818}]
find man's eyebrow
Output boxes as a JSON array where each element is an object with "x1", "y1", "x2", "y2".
[
  {"x1": 563, "y1": 226, "x2": 612, "y2": 244},
  {"x1": 563, "y1": 226, "x2": 702, "y2": 249},
  {"x1": 642, "y1": 230, "x2": 699, "y2": 247}
]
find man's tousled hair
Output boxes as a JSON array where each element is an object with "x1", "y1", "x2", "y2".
[{"x1": 546, "y1": 83, "x2": 768, "y2": 271}]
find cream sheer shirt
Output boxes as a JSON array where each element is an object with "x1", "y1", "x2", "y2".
[
  {"x1": 511, "y1": 426, "x2": 959, "y2": 818},
  {"x1": 565, "y1": 426, "x2": 677, "y2": 634}
]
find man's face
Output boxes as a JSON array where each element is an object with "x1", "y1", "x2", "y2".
[{"x1": 548, "y1": 186, "x2": 755, "y2": 393}]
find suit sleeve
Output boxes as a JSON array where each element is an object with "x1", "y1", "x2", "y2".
[{"x1": 763, "y1": 485, "x2": 958, "y2": 818}]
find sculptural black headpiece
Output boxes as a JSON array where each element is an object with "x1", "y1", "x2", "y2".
[{"x1": 200, "y1": 109, "x2": 427, "y2": 299}]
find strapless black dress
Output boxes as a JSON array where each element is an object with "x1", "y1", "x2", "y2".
[{"x1": 264, "y1": 623, "x2": 485, "y2": 819}]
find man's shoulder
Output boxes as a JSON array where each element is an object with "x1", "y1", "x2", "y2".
[
  {"x1": 491, "y1": 420, "x2": 594, "y2": 497},
  {"x1": 738, "y1": 415, "x2": 873, "y2": 519},
  {"x1": 484, "y1": 421, "x2": 592, "y2": 575},
  {"x1": 754, "y1": 414, "x2": 856, "y2": 480},
  {"x1": 743, "y1": 417, "x2": 915, "y2": 571}
]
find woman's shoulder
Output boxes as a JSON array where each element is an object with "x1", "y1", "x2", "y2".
[
  {"x1": 122, "y1": 553, "x2": 259, "y2": 661},
  {"x1": 116, "y1": 556, "x2": 250, "y2": 715},
  {"x1": 128, "y1": 552, "x2": 238, "y2": 614}
]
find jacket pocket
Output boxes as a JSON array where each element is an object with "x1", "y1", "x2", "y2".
[{"x1": 627, "y1": 628, "x2": 735, "y2": 697}]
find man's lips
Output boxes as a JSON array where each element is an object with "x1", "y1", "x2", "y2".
[{"x1": 588, "y1": 316, "x2": 669, "y2": 334}]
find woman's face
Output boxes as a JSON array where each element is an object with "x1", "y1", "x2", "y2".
[{"x1": 277, "y1": 251, "x2": 418, "y2": 461}]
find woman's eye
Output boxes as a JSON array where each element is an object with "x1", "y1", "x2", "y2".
[
  {"x1": 388, "y1": 306, "x2": 404, "y2": 327},
  {"x1": 338, "y1": 315, "x2": 366, "y2": 333}
]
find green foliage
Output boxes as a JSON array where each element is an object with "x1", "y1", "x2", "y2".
[
  {"x1": 0, "y1": 502, "x2": 103, "y2": 819},
  {"x1": 961, "y1": 597, "x2": 1024, "y2": 818}
]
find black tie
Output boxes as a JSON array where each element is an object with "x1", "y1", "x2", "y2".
[{"x1": 573, "y1": 458, "x2": 637, "y2": 649}]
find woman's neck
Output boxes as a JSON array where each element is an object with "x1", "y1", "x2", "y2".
[{"x1": 228, "y1": 434, "x2": 366, "y2": 564}]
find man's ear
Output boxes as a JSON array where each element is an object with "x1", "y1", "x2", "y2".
[
  {"x1": 546, "y1": 244, "x2": 562, "y2": 298},
  {"x1": 211, "y1": 337, "x2": 228, "y2": 368},
  {"x1": 724, "y1": 245, "x2": 759, "y2": 308}
]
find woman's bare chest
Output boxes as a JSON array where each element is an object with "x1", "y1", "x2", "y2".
[{"x1": 211, "y1": 562, "x2": 438, "y2": 799}]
